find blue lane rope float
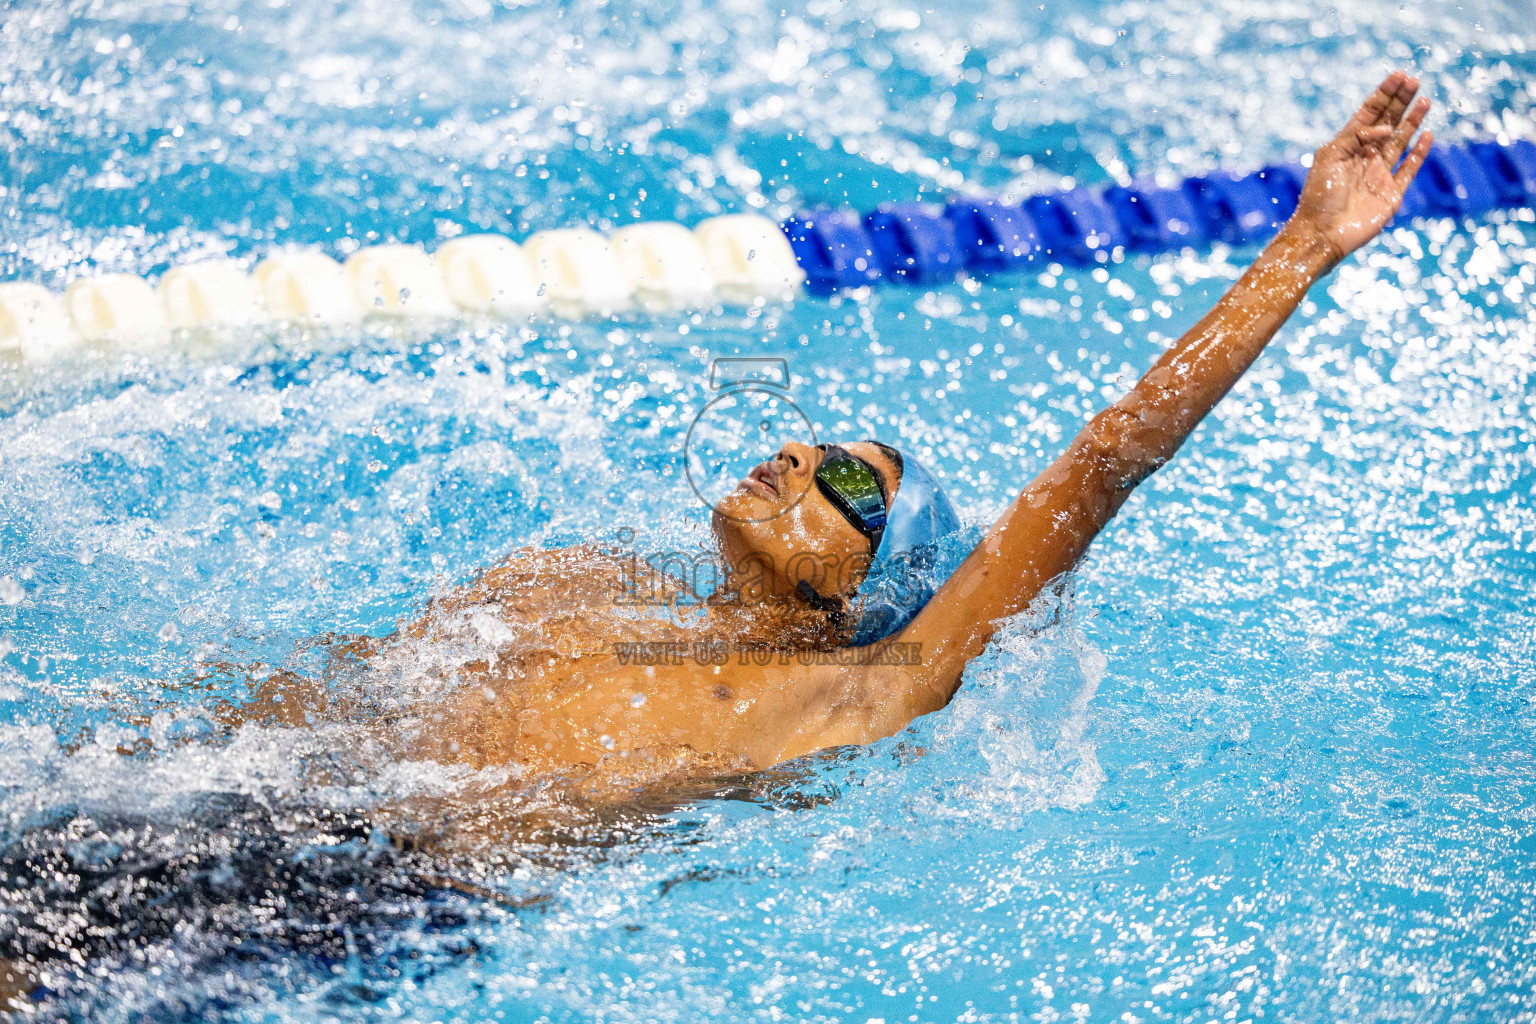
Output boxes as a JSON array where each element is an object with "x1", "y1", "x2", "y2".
[
  {"x1": 944, "y1": 198, "x2": 1041, "y2": 272},
  {"x1": 1471, "y1": 140, "x2": 1536, "y2": 205},
  {"x1": 783, "y1": 139, "x2": 1536, "y2": 292},
  {"x1": 863, "y1": 204, "x2": 964, "y2": 284},
  {"x1": 2, "y1": 139, "x2": 1533, "y2": 360}
]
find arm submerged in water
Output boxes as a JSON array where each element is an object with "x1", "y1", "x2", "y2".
[{"x1": 825, "y1": 71, "x2": 1434, "y2": 745}]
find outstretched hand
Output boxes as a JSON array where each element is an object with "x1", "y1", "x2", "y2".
[{"x1": 1292, "y1": 70, "x2": 1433, "y2": 264}]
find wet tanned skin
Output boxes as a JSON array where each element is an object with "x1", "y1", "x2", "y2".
[{"x1": 240, "y1": 74, "x2": 1432, "y2": 797}]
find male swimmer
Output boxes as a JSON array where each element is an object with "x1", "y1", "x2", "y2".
[
  {"x1": 245, "y1": 74, "x2": 1432, "y2": 794},
  {"x1": 0, "y1": 72, "x2": 1440, "y2": 1015}
]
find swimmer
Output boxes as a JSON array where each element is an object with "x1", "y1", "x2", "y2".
[
  {"x1": 240, "y1": 73, "x2": 1433, "y2": 797},
  {"x1": 0, "y1": 74, "x2": 1436, "y2": 1008}
]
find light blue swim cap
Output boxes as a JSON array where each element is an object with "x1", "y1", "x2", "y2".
[{"x1": 849, "y1": 450, "x2": 962, "y2": 645}]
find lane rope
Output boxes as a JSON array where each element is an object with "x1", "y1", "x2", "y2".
[{"x1": 1, "y1": 139, "x2": 1531, "y2": 361}]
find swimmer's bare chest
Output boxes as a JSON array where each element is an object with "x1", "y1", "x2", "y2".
[{"x1": 401, "y1": 547, "x2": 864, "y2": 776}]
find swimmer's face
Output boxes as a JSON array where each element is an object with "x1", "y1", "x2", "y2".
[{"x1": 712, "y1": 440, "x2": 901, "y2": 601}]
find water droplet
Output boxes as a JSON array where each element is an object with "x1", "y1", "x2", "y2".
[
  {"x1": 599, "y1": 734, "x2": 616, "y2": 750},
  {"x1": 0, "y1": 578, "x2": 23, "y2": 605},
  {"x1": 158, "y1": 622, "x2": 179, "y2": 643},
  {"x1": 629, "y1": 693, "x2": 646, "y2": 708}
]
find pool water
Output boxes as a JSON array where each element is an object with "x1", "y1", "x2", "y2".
[{"x1": 3, "y1": 0, "x2": 1536, "y2": 1021}]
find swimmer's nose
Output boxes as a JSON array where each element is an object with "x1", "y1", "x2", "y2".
[{"x1": 777, "y1": 441, "x2": 819, "y2": 482}]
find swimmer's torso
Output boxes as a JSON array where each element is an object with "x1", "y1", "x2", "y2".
[
  {"x1": 411, "y1": 545, "x2": 763, "y2": 777},
  {"x1": 249, "y1": 546, "x2": 874, "y2": 789}
]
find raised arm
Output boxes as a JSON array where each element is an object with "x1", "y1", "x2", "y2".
[{"x1": 867, "y1": 72, "x2": 1433, "y2": 730}]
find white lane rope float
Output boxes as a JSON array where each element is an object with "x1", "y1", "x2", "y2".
[{"x1": 0, "y1": 214, "x2": 806, "y2": 361}]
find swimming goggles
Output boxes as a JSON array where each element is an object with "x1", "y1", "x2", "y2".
[{"x1": 815, "y1": 445, "x2": 890, "y2": 553}]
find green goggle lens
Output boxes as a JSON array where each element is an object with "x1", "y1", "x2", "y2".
[{"x1": 815, "y1": 445, "x2": 889, "y2": 551}]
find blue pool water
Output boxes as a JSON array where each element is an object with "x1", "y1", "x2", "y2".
[{"x1": 3, "y1": 1, "x2": 1536, "y2": 1021}]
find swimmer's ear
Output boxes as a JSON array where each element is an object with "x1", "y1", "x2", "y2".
[
  {"x1": 796, "y1": 580, "x2": 846, "y2": 613},
  {"x1": 796, "y1": 581, "x2": 857, "y2": 639}
]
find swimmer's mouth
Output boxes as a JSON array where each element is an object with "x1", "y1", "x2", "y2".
[{"x1": 738, "y1": 461, "x2": 779, "y2": 500}]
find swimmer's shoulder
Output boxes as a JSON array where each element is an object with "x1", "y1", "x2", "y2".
[{"x1": 427, "y1": 544, "x2": 626, "y2": 613}]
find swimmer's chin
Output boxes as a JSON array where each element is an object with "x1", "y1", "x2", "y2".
[{"x1": 712, "y1": 485, "x2": 777, "y2": 523}]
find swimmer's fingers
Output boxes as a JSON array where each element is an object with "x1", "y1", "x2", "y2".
[
  {"x1": 1393, "y1": 130, "x2": 1434, "y2": 191},
  {"x1": 1345, "y1": 71, "x2": 1407, "y2": 134},
  {"x1": 1384, "y1": 95, "x2": 1431, "y2": 165},
  {"x1": 1376, "y1": 72, "x2": 1420, "y2": 131},
  {"x1": 1349, "y1": 124, "x2": 1393, "y2": 155}
]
